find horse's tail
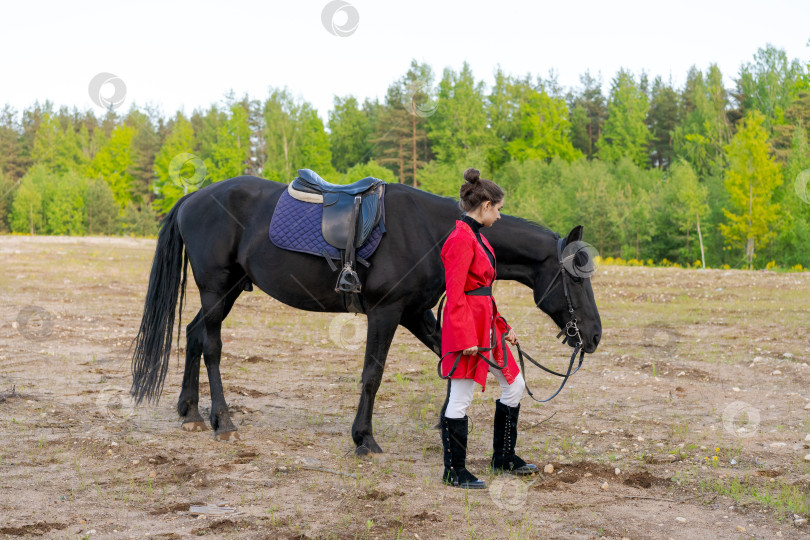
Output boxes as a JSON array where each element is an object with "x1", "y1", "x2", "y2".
[{"x1": 130, "y1": 194, "x2": 192, "y2": 404}]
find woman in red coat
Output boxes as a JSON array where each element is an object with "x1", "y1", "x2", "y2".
[{"x1": 439, "y1": 167, "x2": 537, "y2": 489}]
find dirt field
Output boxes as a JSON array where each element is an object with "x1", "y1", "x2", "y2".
[{"x1": 1, "y1": 235, "x2": 809, "y2": 540}]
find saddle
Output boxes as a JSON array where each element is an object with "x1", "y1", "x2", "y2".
[{"x1": 288, "y1": 169, "x2": 386, "y2": 302}]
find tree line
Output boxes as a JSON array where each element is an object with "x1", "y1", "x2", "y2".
[{"x1": 0, "y1": 43, "x2": 808, "y2": 269}]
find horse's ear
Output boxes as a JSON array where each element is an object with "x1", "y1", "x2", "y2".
[{"x1": 566, "y1": 225, "x2": 583, "y2": 244}]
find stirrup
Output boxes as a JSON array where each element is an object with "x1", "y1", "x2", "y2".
[{"x1": 335, "y1": 263, "x2": 361, "y2": 293}]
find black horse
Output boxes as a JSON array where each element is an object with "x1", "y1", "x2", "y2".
[{"x1": 130, "y1": 176, "x2": 601, "y2": 454}]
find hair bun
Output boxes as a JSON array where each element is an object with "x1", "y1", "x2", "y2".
[{"x1": 463, "y1": 167, "x2": 480, "y2": 184}]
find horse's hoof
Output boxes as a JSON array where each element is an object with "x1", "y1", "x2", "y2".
[
  {"x1": 354, "y1": 442, "x2": 383, "y2": 456},
  {"x1": 215, "y1": 430, "x2": 241, "y2": 442},
  {"x1": 182, "y1": 421, "x2": 208, "y2": 432}
]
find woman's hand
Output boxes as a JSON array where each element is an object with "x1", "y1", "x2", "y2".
[
  {"x1": 462, "y1": 346, "x2": 478, "y2": 356},
  {"x1": 504, "y1": 328, "x2": 518, "y2": 345}
]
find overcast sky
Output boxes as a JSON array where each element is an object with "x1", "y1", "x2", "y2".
[{"x1": 1, "y1": 0, "x2": 808, "y2": 122}]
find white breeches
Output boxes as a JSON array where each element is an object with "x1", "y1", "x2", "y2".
[{"x1": 444, "y1": 364, "x2": 525, "y2": 419}]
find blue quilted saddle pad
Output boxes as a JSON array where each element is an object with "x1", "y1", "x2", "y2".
[{"x1": 269, "y1": 188, "x2": 385, "y2": 260}]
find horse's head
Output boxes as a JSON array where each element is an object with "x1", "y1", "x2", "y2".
[{"x1": 533, "y1": 225, "x2": 602, "y2": 354}]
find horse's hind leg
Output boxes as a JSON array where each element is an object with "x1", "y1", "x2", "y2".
[
  {"x1": 200, "y1": 285, "x2": 244, "y2": 441},
  {"x1": 178, "y1": 310, "x2": 207, "y2": 431},
  {"x1": 178, "y1": 285, "x2": 243, "y2": 431},
  {"x1": 179, "y1": 283, "x2": 243, "y2": 437}
]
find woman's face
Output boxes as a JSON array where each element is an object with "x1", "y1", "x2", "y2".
[{"x1": 480, "y1": 198, "x2": 504, "y2": 227}]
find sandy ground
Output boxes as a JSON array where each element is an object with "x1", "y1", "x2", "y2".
[{"x1": 1, "y1": 235, "x2": 809, "y2": 539}]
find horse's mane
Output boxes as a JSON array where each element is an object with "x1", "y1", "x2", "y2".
[
  {"x1": 504, "y1": 214, "x2": 559, "y2": 238},
  {"x1": 403, "y1": 184, "x2": 559, "y2": 235}
]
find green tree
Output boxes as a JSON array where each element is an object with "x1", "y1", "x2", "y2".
[
  {"x1": 487, "y1": 69, "x2": 526, "y2": 170},
  {"x1": 31, "y1": 111, "x2": 87, "y2": 174},
  {"x1": 0, "y1": 106, "x2": 27, "y2": 181},
  {"x1": 369, "y1": 61, "x2": 434, "y2": 186},
  {"x1": 599, "y1": 69, "x2": 651, "y2": 167},
  {"x1": 737, "y1": 44, "x2": 805, "y2": 130},
  {"x1": 339, "y1": 159, "x2": 397, "y2": 184},
  {"x1": 673, "y1": 65, "x2": 731, "y2": 179},
  {"x1": 719, "y1": 111, "x2": 783, "y2": 269},
  {"x1": 769, "y1": 123, "x2": 810, "y2": 266},
  {"x1": 329, "y1": 95, "x2": 372, "y2": 172},
  {"x1": 264, "y1": 89, "x2": 336, "y2": 182},
  {"x1": 506, "y1": 85, "x2": 581, "y2": 163},
  {"x1": 652, "y1": 160, "x2": 709, "y2": 263},
  {"x1": 118, "y1": 201, "x2": 158, "y2": 236},
  {"x1": 205, "y1": 102, "x2": 251, "y2": 181},
  {"x1": 612, "y1": 158, "x2": 658, "y2": 259},
  {"x1": 87, "y1": 124, "x2": 136, "y2": 208},
  {"x1": 84, "y1": 177, "x2": 119, "y2": 235},
  {"x1": 568, "y1": 71, "x2": 608, "y2": 159},
  {"x1": 153, "y1": 113, "x2": 198, "y2": 214},
  {"x1": 44, "y1": 170, "x2": 86, "y2": 235},
  {"x1": 647, "y1": 76, "x2": 679, "y2": 169},
  {"x1": 0, "y1": 168, "x2": 19, "y2": 231},
  {"x1": 426, "y1": 62, "x2": 494, "y2": 164},
  {"x1": 124, "y1": 107, "x2": 163, "y2": 203},
  {"x1": 10, "y1": 164, "x2": 48, "y2": 234}
]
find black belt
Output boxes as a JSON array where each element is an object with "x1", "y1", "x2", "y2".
[{"x1": 464, "y1": 286, "x2": 492, "y2": 296}]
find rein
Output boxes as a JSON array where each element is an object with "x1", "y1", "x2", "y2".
[{"x1": 436, "y1": 237, "x2": 586, "y2": 403}]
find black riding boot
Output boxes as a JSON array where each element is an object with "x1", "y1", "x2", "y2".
[
  {"x1": 440, "y1": 415, "x2": 486, "y2": 489},
  {"x1": 491, "y1": 399, "x2": 538, "y2": 475}
]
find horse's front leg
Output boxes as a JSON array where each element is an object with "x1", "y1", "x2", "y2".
[{"x1": 351, "y1": 305, "x2": 402, "y2": 455}]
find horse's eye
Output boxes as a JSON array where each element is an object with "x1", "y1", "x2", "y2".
[{"x1": 571, "y1": 275, "x2": 583, "y2": 284}]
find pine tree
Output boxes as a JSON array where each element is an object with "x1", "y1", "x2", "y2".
[
  {"x1": 124, "y1": 107, "x2": 163, "y2": 204},
  {"x1": 370, "y1": 63, "x2": 432, "y2": 186},
  {"x1": 719, "y1": 111, "x2": 783, "y2": 269},
  {"x1": 84, "y1": 177, "x2": 119, "y2": 235},
  {"x1": 647, "y1": 76, "x2": 679, "y2": 169},
  {"x1": 0, "y1": 168, "x2": 18, "y2": 231},
  {"x1": 672, "y1": 65, "x2": 731, "y2": 179},
  {"x1": 0, "y1": 106, "x2": 26, "y2": 181}
]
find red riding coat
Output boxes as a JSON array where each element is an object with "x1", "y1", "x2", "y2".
[{"x1": 439, "y1": 219, "x2": 520, "y2": 391}]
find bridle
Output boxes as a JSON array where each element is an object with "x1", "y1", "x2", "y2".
[
  {"x1": 516, "y1": 236, "x2": 586, "y2": 402},
  {"x1": 436, "y1": 236, "x2": 586, "y2": 403}
]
